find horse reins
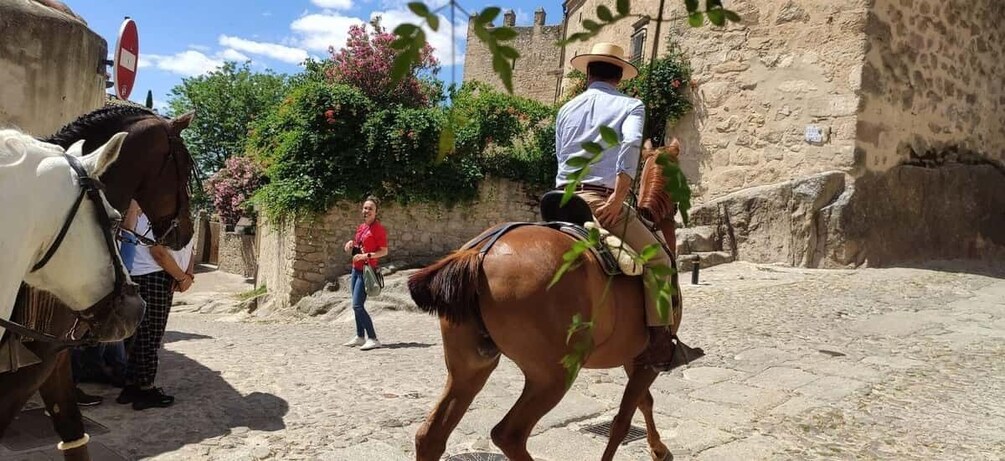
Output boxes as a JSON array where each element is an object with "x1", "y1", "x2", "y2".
[{"x1": 0, "y1": 152, "x2": 128, "y2": 348}]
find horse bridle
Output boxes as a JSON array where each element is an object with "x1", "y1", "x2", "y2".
[
  {"x1": 121, "y1": 131, "x2": 189, "y2": 247},
  {"x1": 0, "y1": 152, "x2": 129, "y2": 348},
  {"x1": 118, "y1": 130, "x2": 192, "y2": 249}
]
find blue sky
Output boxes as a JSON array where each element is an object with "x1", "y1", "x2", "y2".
[{"x1": 64, "y1": 0, "x2": 566, "y2": 112}]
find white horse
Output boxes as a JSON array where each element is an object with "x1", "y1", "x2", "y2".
[{"x1": 0, "y1": 129, "x2": 133, "y2": 340}]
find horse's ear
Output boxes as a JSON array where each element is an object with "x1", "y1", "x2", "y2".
[
  {"x1": 66, "y1": 139, "x2": 87, "y2": 158},
  {"x1": 170, "y1": 110, "x2": 196, "y2": 134},
  {"x1": 83, "y1": 132, "x2": 128, "y2": 177},
  {"x1": 642, "y1": 138, "x2": 655, "y2": 158}
]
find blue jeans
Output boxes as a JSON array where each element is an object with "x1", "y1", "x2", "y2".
[
  {"x1": 119, "y1": 231, "x2": 138, "y2": 272},
  {"x1": 350, "y1": 268, "x2": 377, "y2": 339},
  {"x1": 71, "y1": 341, "x2": 127, "y2": 385}
]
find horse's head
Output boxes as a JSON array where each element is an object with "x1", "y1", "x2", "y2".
[
  {"x1": 44, "y1": 106, "x2": 197, "y2": 251},
  {"x1": 22, "y1": 133, "x2": 145, "y2": 341},
  {"x1": 109, "y1": 110, "x2": 197, "y2": 251}
]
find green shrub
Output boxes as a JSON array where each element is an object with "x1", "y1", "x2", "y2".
[
  {"x1": 363, "y1": 106, "x2": 481, "y2": 203},
  {"x1": 248, "y1": 80, "x2": 373, "y2": 220},
  {"x1": 450, "y1": 82, "x2": 555, "y2": 157},
  {"x1": 248, "y1": 78, "x2": 563, "y2": 220}
]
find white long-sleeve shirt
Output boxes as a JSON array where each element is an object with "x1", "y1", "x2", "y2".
[{"x1": 555, "y1": 81, "x2": 645, "y2": 190}]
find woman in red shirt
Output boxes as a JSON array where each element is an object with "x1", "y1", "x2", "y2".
[{"x1": 342, "y1": 196, "x2": 389, "y2": 351}]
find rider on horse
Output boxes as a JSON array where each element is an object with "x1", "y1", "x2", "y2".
[{"x1": 555, "y1": 42, "x2": 681, "y2": 371}]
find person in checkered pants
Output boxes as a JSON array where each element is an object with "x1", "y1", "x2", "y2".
[{"x1": 116, "y1": 211, "x2": 194, "y2": 410}]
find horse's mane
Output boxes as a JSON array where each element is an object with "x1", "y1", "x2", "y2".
[
  {"x1": 637, "y1": 138, "x2": 681, "y2": 224},
  {"x1": 41, "y1": 105, "x2": 159, "y2": 149},
  {"x1": 0, "y1": 129, "x2": 63, "y2": 166}
]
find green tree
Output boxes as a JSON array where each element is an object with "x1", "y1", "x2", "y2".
[{"x1": 167, "y1": 61, "x2": 289, "y2": 174}]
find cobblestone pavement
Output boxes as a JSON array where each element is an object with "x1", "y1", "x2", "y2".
[{"x1": 11, "y1": 262, "x2": 1004, "y2": 460}]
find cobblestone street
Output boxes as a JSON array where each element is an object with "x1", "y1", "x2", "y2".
[{"x1": 7, "y1": 262, "x2": 1004, "y2": 461}]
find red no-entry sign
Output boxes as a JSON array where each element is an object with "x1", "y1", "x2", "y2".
[{"x1": 113, "y1": 18, "x2": 139, "y2": 100}]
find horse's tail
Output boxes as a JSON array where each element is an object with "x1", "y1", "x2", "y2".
[{"x1": 408, "y1": 248, "x2": 483, "y2": 324}]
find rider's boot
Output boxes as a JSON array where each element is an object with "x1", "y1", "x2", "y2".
[{"x1": 634, "y1": 326, "x2": 704, "y2": 372}]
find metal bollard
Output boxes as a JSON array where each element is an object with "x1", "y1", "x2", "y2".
[{"x1": 691, "y1": 255, "x2": 700, "y2": 285}]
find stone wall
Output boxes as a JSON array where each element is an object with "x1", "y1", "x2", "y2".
[
  {"x1": 256, "y1": 178, "x2": 541, "y2": 310},
  {"x1": 554, "y1": 0, "x2": 1005, "y2": 267},
  {"x1": 463, "y1": 8, "x2": 564, "y2": 103},
  {"x1": 561, "y1": 0, "x2": 868, "y2": 201},
  {"x1": 0, "y1": 0, "x2": 107, "y2": 136},
  {"x1": 217, "y1": 232, "x2": 258, "y2": 278},
  {"x1": 856, "y1": 0, "x2": 1005, "y2": 171}
]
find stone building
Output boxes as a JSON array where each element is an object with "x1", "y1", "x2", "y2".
[
  {"x1": 0, "y1": 0, "x2": 108, "y2": 136},
  {"x1": 553, "y1": 0, "x2": 1004, "y2": 267},
  {"x1": 462, "y1": 8, "x2": 564, "y2": 103}
]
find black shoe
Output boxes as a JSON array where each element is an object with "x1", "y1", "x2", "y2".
[
  {"x1": 636, "y1": 328, "x2": 705, "y2": 372},
  {"x1": 75, "y1": 387, "x2": 103, "y2": 407},
  {"x1": 131, "y1": 387, "x2": 174, "y2": 411},
  {"x1": 116, "y1": 384, "x2": 140, "y2": 404}
]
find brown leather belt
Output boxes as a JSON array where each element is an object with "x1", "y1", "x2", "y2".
[{"x1": 574, "y1": 184, "x2": 615, "y2": 196}]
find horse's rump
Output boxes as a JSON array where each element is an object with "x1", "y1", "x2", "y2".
[
  {"x1": 408, "y1": 248, "x2": 483, "y2": 325},
  {"x1": 408, "y1": 223, "x2": 586, "y2": 325}
]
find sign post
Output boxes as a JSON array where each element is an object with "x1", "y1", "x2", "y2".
[{"x1": 112, "y1": 17, "x2": 139, "y2": 100}]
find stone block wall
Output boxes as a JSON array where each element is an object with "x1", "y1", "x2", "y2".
[
  {"x1": 217, "y1": 232, "x2": 258, "y2": 278},
  {"x1": 561, "y1": 0, "x2": 869, "y2": 202},
  {"x1": 856, "y1": 0, "x2": 1005, "y2": 171},
  {"x1": 556, "y1": 0, "x2": 1004, "y2": 267},
  {"x1": 257, "y1": 178, "x2": 541, "y2": 310},
  {"x1": 660, "y1": 0, "x2": 869, "y2": 202},
  {"x1": 463, "y1": 9, "x2": 564, "y2": 103},
  {"x1": 0, "y1": 0, "x2": 107, "y2": 136}
]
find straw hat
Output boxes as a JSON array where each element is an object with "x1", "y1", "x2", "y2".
[{"x1": 570, "y1": 42, "x2": 638, "y2": 80}]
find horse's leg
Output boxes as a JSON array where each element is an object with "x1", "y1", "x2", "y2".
[
  {"x1": 601, "y1": 364, "x2": 660, "y2": 461},
  {"x1": 415, "y1": 318, "x2": 500, "y2": 461},
  {"x1": 624, "y1": 365, "x2": 671, "y2": 461},
  {"x1": 0, "y1": 346, "x2": 59, "y2": 437},
  {"x1": 490, "y1": 369, "x2": 568, "y2": 461},
  {"x1": 39, "y1": 350, "x2": 90, "y2": 461}
]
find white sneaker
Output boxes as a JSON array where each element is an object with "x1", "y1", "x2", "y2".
[
  {"x1": 343, "y1": 336, "x2": 365, "y2": 347},
  {"x1": 360, "y1": 339, "x2": 382, "y2": 351}
]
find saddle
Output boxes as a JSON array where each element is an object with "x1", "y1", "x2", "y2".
[{"x1": 463, "y1": 192, "x2": 643, "y2": 277}]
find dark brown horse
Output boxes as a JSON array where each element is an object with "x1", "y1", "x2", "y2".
[
  {"x1": 0, "y1": 105, "x2": 196, "y2": 461},
  {"x1": 409, "y1": 145, "x2": 693, "y2": 461}
]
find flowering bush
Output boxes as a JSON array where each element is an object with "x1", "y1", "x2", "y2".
[
  {"x1": 327, "y1": 17, "x2": 439, "y2": 108},
  {"x1": 204, "y1": 156, "x2": 264, "y2": 227}
]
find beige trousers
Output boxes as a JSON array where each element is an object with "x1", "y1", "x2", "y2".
[{"x1": 577, "y1": 190, "x2": 680, "y2": 328}]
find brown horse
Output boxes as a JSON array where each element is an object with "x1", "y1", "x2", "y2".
[
  {"x1": 0, "y1": 105, "x2": 196, "y2": 461},
  {"x1": 409, "y1": 150, "x2": 696, "y2": 460}
]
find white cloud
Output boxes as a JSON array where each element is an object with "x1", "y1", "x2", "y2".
[
  {"x1": 219, "y1": 48, "x2": 251, "y2": 62},
  {"x1": 311, "y1": 0, "x2": 353, "y2": 9},
  {"x1": 290, "y1": 12, "x2": 360, "y2": 52},
  {"x1": 218, "y1": 35, "x2": 309, "y2": 64},
  {"x1": 289, "y1": 4, "x2": 466, "y2": 66},
  {"x1": 142, "y1": 50, "x2": 224, "y2": 77},
  {"x1": 372, "y1": 9, "x2": 467, "y2": 66}
]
